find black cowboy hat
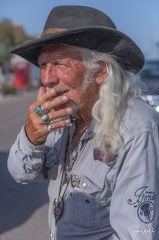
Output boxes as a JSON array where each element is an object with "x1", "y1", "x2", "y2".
[{"x1": 11, "y1": 5, "x2": 144, "y2": 73}]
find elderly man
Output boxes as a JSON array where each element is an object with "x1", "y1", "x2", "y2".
[{"x1": 8, "y1": 5, "x2": 159, "y2": 240}]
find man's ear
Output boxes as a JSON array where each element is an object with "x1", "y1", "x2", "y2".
[{"x1": 95, "y1": 61, "x2": 108, "y2": 85}]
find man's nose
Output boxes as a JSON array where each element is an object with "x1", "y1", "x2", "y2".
[{"x1": 42, "y1": 63, "x2": 59, "y2": 86}]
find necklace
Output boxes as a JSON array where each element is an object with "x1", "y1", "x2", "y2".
[
  {"x1": 53, "y1": 121, "x2": 90, "y2": 223},
  {"x1": 68, "y1": 144, "x2": 78, "y2": 172},
  {"x1": 53, "y1": 131, "x2": 78, "y2": 223},
  {"x1": 53, "y1": 146, "x2": 79, "y2": 223},
  {"x1": 53, "y1": 166, "x2": 69, "y2": 223}
]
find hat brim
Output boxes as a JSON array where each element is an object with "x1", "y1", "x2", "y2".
[{"x1": 11, "y1": 27, "x2": 144, "y2": 73}]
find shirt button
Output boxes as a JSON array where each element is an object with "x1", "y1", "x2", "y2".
[{"x1": 82, "y1": 182, "x2": 87, "y2": 187}]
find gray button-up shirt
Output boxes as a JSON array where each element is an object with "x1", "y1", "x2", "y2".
[{"x1": 8, "y1": 98, "x2": 159, "y2": 239}]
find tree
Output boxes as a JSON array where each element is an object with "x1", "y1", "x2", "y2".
[{"x1": 0, "y1": 19, "x2": 34, "y2": 66}]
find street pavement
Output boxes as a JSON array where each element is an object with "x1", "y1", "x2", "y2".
[{"x1": 0, "y1": 91, "x2": 49, "y2": 240}]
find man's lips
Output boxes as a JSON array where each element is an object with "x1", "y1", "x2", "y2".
[
  {"x1": 56, "y1": 90, "x2": 69, "y2": 97},
  {"x1": 55, "y1": 87, "x2": 70, "y2": 97}
]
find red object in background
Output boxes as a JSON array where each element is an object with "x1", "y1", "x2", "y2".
[{"x1": 13, "y1": 59, "x2": 30, "y2": 89}]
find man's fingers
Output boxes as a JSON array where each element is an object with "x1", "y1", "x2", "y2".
[
  {"x1": 49, "y1": 107, "x2": 72, "y2": 122},
  {"x1": 49, "y1": 118, "x2": 71, "y2": 132},
  {"x1": 43, "y1": 95, "x2": 69, "y2": 112},
  {"x1": 38, "y1": 86, "x2": 46, "y2": 98},
  {"x1": 37, "y1": 88, "x2": 57, "y2": 104}
]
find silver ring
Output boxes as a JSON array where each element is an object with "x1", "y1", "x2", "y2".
[
  {"x1": 34, "y1": 104, "x2": 49, "y2": 116},
  {"x1": 46, "y1": 123, "x2": 53, "y2": 133}
]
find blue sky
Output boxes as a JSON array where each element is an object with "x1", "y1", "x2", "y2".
[{"x1": 1, "y1": 0, "x2": 159, "y2": 59}]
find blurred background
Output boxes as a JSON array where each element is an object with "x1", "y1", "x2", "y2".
[{"x1": 0, "y1": 0, "x2": 159, "y2": 239}]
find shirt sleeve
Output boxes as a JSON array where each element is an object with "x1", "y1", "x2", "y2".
[
  {"x1": 108, "y1": 131, "x2": 159, "y2": 239},
  {"x1": 7, "y1": 125, "x2": 51, "y2": 183}
]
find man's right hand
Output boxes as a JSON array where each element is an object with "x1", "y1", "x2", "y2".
[{"x1": 25, "y1": 86, "x2": 72, "y2": 145}]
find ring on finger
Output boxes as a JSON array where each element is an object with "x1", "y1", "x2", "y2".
[
  {"x1": 41, "y1": 114, "x2": 49, "y2": 122},
  {"x1": 46, "y1": 123, "x2": 53, "y2": 133},
  {"x1": 34, "y1": 104, "x2": 49, "y2": 116}
]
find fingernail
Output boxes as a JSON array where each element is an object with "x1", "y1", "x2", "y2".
[
  {"x1": 61, "y1": 96, "x2": 68, "y2": 101},
  {"x1": 65, "y1": 119, "x2": 71, "y2": 125},
  {"x1": 66, "y1": 107, "x2": 72, "y2": 114},
  {"x1": 50, "y1": 88, "x2": 56, "y2": 94}
]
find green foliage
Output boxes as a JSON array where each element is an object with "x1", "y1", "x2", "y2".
[
  {"x1": 0, "y1": 19, "x2": 33, "y2": 47},
  {"x1": 0, "y1": 84, "x2": 17, "y2": 95},
  {"x1": 0, "y1": 19, "x2": 34, "y2": 66},
  {"x1": 0, "y1": 52, "x2": 10, "y2": 66}
]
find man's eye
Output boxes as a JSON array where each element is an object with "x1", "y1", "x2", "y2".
[
  {"x1": 57, "y1": 64, "x2": 71, "y2": 73},
  {"x1": 59, "y1": 64, "x2": 69, "y2": 68},
  {"x1": 40, "y1": 63, "x2": 47, "y2": 69},
  {"x1": 56, "y1": 61, "x2": 70, "y2": 68}
]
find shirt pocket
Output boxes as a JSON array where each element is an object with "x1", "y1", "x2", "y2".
[{"x1": 64, "y1": 170, "x2": 102, "y2": 232}]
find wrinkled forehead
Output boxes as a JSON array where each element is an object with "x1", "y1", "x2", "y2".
[
  {"x1": 39, "y1": 44, "x2": 83, "y2": 61},
  {"x1": 40, "y1": 44, "x2": 81, "y2": 56}
]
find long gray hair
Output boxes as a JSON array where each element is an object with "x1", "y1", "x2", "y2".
[
  {"x1": 77, "y1": 46, "x2": 141, "y2": 161},
  {"x1": 62, "y1": 44, "x2": 142, "y2": 161}
]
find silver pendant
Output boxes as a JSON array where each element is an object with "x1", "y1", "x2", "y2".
[{"x1": 53, "y1": 196, "x2": 64, "y2": 221}]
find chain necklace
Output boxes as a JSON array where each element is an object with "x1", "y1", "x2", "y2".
[
  {"x1": 53, "y1": 167, "x2": 69, "y2": 223},
  {"x1": 53, "y1": 122, "x2": 89, "y2": 223},
  {"x1": 53, "y1": 131, "x2": 78, "y2": 224}
]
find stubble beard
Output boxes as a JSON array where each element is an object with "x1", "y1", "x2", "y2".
[
  {"x1": 46, "y1": 71, "x2": 94, "y2": 117},
  {"x1": 66, "y1": 72, "x2": 94, "y2": 114}
]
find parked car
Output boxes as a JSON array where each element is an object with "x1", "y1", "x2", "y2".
[{"x1": 137, "y1": 60, "x2": 159, "y2": 112}]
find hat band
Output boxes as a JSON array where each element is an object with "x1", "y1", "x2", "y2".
[{"x1": 41, "y1": 28, "x2": 66, "y2": 37}]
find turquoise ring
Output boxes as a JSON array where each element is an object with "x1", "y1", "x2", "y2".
[
  {"x1": 34, "y1": 104, "x2": 49, "y2": 116},
  {"x1": 34, "y1": 106, "x2": 40, "y2": 115},
  {"x1": 41, "y1": 114, "x2": 49, "y2": 122}
]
